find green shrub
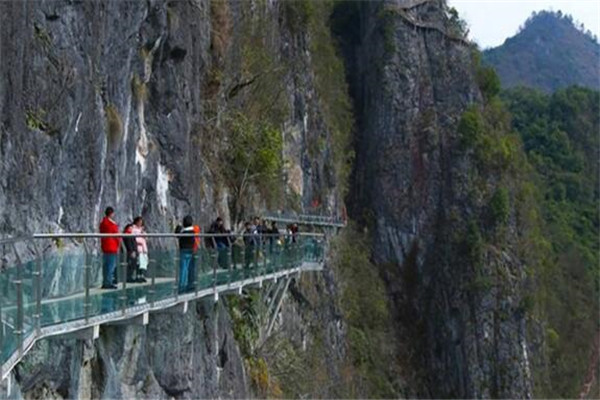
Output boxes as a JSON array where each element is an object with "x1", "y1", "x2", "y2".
[
  {"x1": 226, "y1": 113, "x2": 283, "y2": 219},
  {"x1": 458, "y1": 106, "x2": 483, "y2": 148},
  {"x1": 329, "y1": 225, "x2": 398, "y2": 397},
  {"x1": 489, "y1": 187, "x2": 510, "y2": 226},
  {"x1": 284, "y1": 0, "x2": 316, "y2": 33},
  {"x1": 464, "y1": 219, "x2": 483, "y2": 264},
  {"x1": 476, "y1": 66, "x2": 501, "y2": 100}
]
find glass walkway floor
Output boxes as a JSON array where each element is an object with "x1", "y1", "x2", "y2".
[{"x1": 0, "y1": 234, "x2": 326, "y2": 379}]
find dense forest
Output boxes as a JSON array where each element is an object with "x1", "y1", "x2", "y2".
[{"x1": 502, "y1": 86, "x2": 599, "y2": 397}]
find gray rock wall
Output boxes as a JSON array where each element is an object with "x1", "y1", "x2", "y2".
[
  {"x1": 0, "y1": 0, "x2": 339, "y2": 237},
  {"x1": 0, "y1": 0, "x2": 344, "y2": 398},
  {"x1": 341, "y1": 0, "x2": 533, "y2": 397}
]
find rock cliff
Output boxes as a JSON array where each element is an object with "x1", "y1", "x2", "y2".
[
  {"x1": 0, "y1": 0, "x2": 348, "y2": 398},
  {"x1": 0, "y1": 0, "x2": 537, "y2": 398},
  {"x1": 336, "y1": 0, "x2": 533, "y2": 397}
]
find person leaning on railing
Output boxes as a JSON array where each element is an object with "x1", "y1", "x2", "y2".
[
  {"x1": 99, "y1": 206, "x2": 120, "y2": 289},
  {"x1": 175, "y1": 215, "x2": 197, "y2": 293},
  {"x1": 243, "y1": 221, "x2": 256, "y2": 269},
  {"x1": 122, "y1": 222, "x2": 140, "y2": 283}
]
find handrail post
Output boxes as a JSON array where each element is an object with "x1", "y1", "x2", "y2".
[
  {"x1": 0, "y1": 245, "x2": 5, "y2": 373},
  {"x1": 11, "y1": 243, "x2": 23, "y2": 357},
  {"x1": 194, "y1": 250, "x2": 200, "y2": 297},
  {"x1": 149, "y1": 254, "x2": 156, "y2": 307},
  {"x1": 174, "y1": 248, "x2": 180, "y2": 298},
  {"x1": 120, "y1": 250, "x2": 127, "y2": 314},
  {"x1": 82, "y1": 240, "x2": 91, "y2": 323},
  {"x1": 227, "y1": 237, "x2": 233, "y2": 287},
  {"x1": 211, "y1": 237, "x2": 218, "y2": 302},
  {"x1": 31, "y1": 240, "x2": 43, "y2": 334},
  {"x1": 262, "y1": 235, "x2": 267, "y2": 275}
]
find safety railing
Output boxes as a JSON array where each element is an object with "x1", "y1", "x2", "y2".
[
  {"x1": 263, "y1": 212, "x2": 346, "y2": 227},
  {"x1": 0, "y1": 232, "x2": 326, "y2": 376}
]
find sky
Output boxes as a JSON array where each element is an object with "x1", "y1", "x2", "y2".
[{"x1": 448, "y1": 0, "x2": 600, "y2": 49}]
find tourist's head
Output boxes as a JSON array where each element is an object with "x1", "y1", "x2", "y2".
[{"x1": 105, "y1": 207, "x2": 114, "y2": 218}]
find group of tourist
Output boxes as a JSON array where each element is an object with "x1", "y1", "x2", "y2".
[
  {"x1": 98, "y1": 207, "x2": 300, "y2": 293},
  {"x1": 99, "y1": 207, "x2": 149, "y2": 289}
]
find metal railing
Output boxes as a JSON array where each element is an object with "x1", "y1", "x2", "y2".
[
  {"x1": 0, "y1": 231, "x2": 326, "y2": 379},
  {"x1": 263, "y1": 212, "x2": 346, "y2": 227}
]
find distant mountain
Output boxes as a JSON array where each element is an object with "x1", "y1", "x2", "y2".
[{"x1": 483, "y1": 11, "x2": 600, "y2": 92}]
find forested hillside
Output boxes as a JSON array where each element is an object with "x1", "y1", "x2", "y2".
[
  {"x1": 502, "y1": 86, "x2": 599, "y2": 397},
  {"x1": 484, "y1": 11, "x2": 600, "y2": 92}
]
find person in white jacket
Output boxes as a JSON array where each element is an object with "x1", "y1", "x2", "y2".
[{"x1": 131, "y1": 216, "x2": 148, "y2": 282}]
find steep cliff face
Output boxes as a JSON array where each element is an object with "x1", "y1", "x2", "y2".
[
  {"x1": 337, "y1": 0, "x2": 532, "y2": 397},
  {"x1": 0, "y1": 0, "x2": 349, "y2": 398},
  {"x1": 0, "y1": 0, "x2": 345, "y2": 236},
  {"x1": 1, "y1": 0, "x2": 539, "y2": 398}
]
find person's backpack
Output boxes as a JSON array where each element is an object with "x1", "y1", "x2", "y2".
[
  {"x1": 193, "y1": 225, "x2": 201, "y2": 252},
  {"x1": 123, "y1": 224, "x2": 137, "y2": 254}
]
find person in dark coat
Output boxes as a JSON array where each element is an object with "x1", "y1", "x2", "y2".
[
  {"x1": 175, "y1": 215, "x2": 196, "y2": 293},
  {"x1": 123, "y1": 223, "x2": 139, "y2": 283},
  {"x1": 243, "y1": 221, "x2": 256, "y2": 269}
]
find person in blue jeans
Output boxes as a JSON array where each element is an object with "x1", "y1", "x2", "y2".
[
  {"x1": 99, "y1": 207, "x2": 120, "y2": 289},
  {"x1": 175, "y1": 215, "x2": 196, "y2": 293}
]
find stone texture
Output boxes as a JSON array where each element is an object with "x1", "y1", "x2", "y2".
[
  {"x1": 10, "y1": 300, "x2": 247, "y2": 399},
  {"x1": 341, "y1": 0, "x2": 533, "y2": 397},
  {"x1": 0, "y1": 0, "x2": 342, "y2": 397}
]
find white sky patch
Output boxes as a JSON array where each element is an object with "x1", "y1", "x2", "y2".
[{"x1": 449, "y1": 0, "x2": 600, "y2": 49}]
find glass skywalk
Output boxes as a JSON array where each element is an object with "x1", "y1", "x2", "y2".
[{"x1": 0, "y1": 234, "x2": 325, "y2": 376}]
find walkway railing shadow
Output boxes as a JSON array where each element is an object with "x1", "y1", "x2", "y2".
[{"x1": 0, "y1": 232, "x2": 326, "y2": 379}]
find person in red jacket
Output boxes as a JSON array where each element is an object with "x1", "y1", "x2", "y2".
[{"x1": 99, "y1": 206, "x2": 120, "y2": 289}]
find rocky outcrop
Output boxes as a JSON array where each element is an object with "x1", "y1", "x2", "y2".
[{"x1": 338, "y1": 0, "x2": 532, "y2": 397}]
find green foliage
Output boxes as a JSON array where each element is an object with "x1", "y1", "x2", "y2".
[
  {"x1": 489, "y1": 187, "x2": 510, "y2": 226},
  {"x1": 447, "y1": 6, "x2": 468, "y2": 37},
  {"x1": 25, "y1": 108, "x2": 55, "y2": 135},
  {"x1": 283, "y1": 0, "x2": 316, "y2": 33},
  {"x1": 226, "y1": 291, "x2": 283, "y2": 397},
  {"x1": 457, "y1": 106, "x2": 484, "y2": 148},
  {"x1": 464, "y1": 219, "x2": 483, "y2": 264},
  {"x1": 226, "y1": 113, "x2": 283, "y2": 213},
  {"x1": 503, "y1": 86, "x2": 599, "y2": 397},
  {"x1": 457, "y1": 100, "x2": 519, "y2": 173},
  {"x1": 227, "y1": 292, "x2": 262, "y2": 356},
  {"x1": 483, "y1": 10, "x2": 600, "y2": 92},
  {"x1": 476, "y1": 66, "x2": 501, "y2": 100},
  {"x1": 307, "y1": 1, "x2": 355, "y2": 196},
  {"x1": 329, "y1": 225, "x2": 398, "y2": 397}
]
